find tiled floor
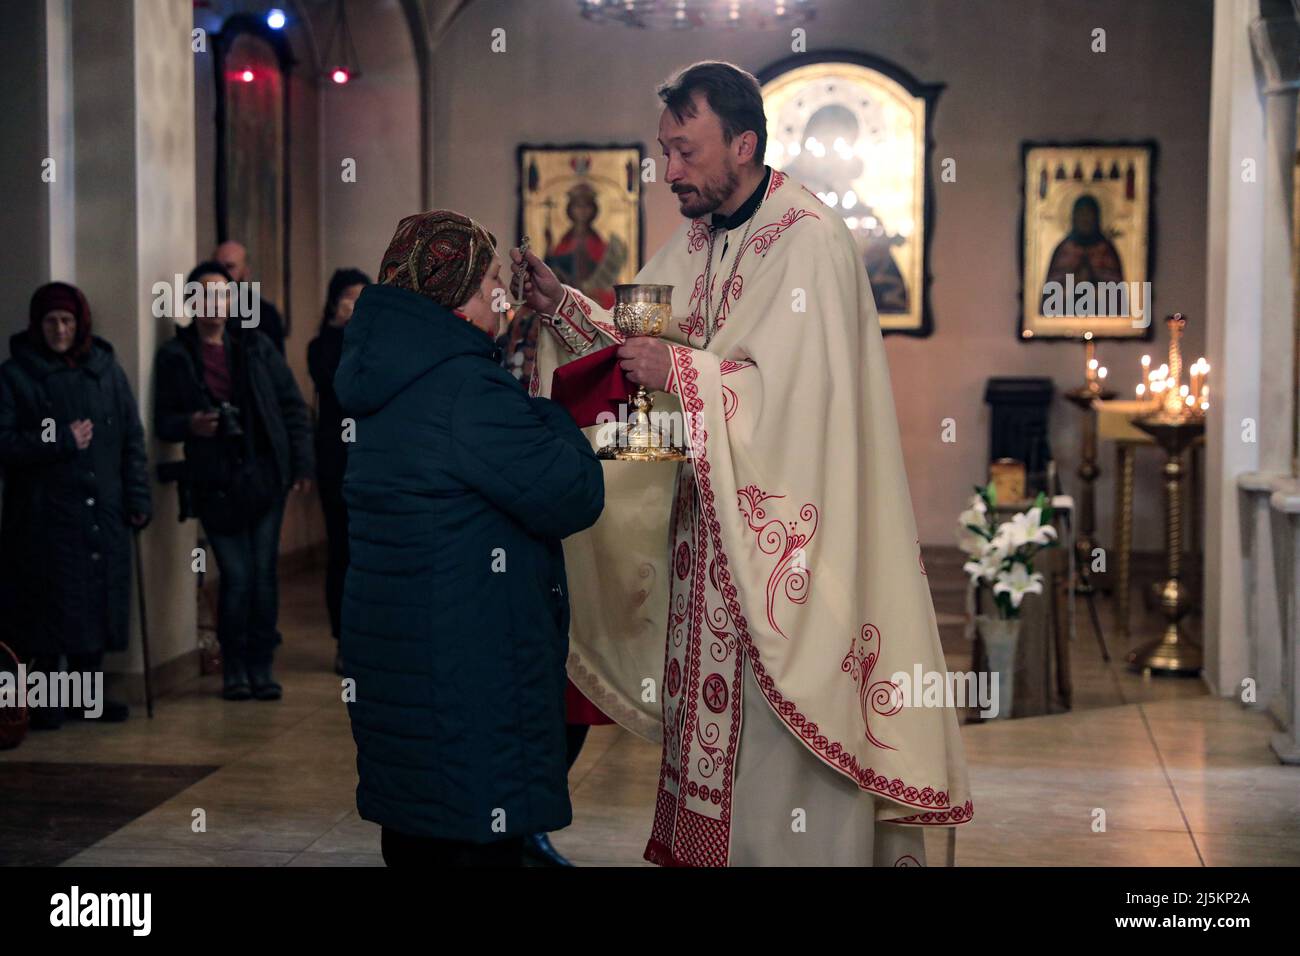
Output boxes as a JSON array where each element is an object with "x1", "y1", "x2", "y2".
[{"x1": 2, "y1": 557, "x2": 1295, "y2": 867}]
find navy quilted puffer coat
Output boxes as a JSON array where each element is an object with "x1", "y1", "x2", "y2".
[{"x1": 335, "y1": 284, "x2": 604, "y2": 842}]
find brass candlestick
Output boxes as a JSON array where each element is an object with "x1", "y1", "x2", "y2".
[
  {"x1": 1127, "y1": 313, "x2": 1205, "y2": 675},
  {"x1": 1126, "y1": 415, "x2": 1204, "y2": 674},
  {"x1": 1065, "y1": 337, "x2": 1115, "y2": 592},
  {"x1": 596, "y1": 284, "x2": 687, "y2": 462}
]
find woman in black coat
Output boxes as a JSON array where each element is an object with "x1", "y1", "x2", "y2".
[
  {"x1": 336, "y1": 211, "x2": 604, "y2": 868},
  {"x1": 153, "y1": 262, "x2": 313, "y2": 702},
  {"x1": 0, "y1": 282, "x2": 151, "y2": 729},
  {"x1": 307, "y1": 268, "x2": 370, "y2": 675}
]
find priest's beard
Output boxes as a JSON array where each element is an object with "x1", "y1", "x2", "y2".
[{"x1": 672, "y1": 160, "x2": 741, "y2": 219}]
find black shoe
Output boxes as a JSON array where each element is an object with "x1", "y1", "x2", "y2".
[
  {"x1": 222, "y1": 662, "x2": 252, "y2": 701},
  {"x1": 248, "y1": 664, "x2": 282, "y2": 701},
  {"x1": 99, "y1": 700, "x2": 129, "y2": 722},
  {"x1": 522, "y1": 833, "x2": 573, "y2": 867},
  {"x1": 29, "y1": 707, "x2": 64, "y2": 731},
  {"x1": 68, "y1": 700, "x2": 130, "y2": 722}
]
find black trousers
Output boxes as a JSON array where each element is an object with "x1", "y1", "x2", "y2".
[
  {"x1": 380, "y1": 828, "x2": 524, "y2": 867},
  {"x1": 319, "y1": 479, "x2": 349, "y2": 641}
]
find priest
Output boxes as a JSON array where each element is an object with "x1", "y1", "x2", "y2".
[{"x1": 513, "y1": 61, "x2": 972, "y2": 867}]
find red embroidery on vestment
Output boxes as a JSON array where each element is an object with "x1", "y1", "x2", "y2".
[
  {"x1": 718, "y1": 361, "x2": 750, "y2": 422},
  {"x1": 554, "y1": 290, "x2": 597, "y2": 344},
  {"x1": 667, "y1": 658, "x2": 681, "y2": 697},
  {"x1": 702, "y1": 674, "x2": 728, "y2": 714},
  {"x1": 746, "y1": 207, "x2": 820, "y2": 258},
  {"x1": 687, "y1": 219, "x2": 709, "y2": 254},
  {"x1": 894, "y1": 802, "x2": 975, "y2": 825},
  {"x1": 735, "y1": 485, "x2": 817, "y2": 640},
  {"x1": 715, "y1": 274, "x2": 742, "y2": 333},
  {"x1": 841, "y1": 623, "x2": 903, "y2": 751},
  {"x1": 650, "y1": 345, "x2": 971, "y2": 842},
  {"x1": 765, "y1": 169, "x2": 787, "y2": 200},
  {"x1": 721, "y1": 385, "x2": 738, "y2": 421},
  {"x1": 678, "y1": 272, "x2": 712, "y2": 340}
]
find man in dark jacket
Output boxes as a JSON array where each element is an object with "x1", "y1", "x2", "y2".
[
  {"x1": 214, "y1": 240, "x2": 286, "y2": 355},
  {"x1": 336, "y1": 210, "x2": 604, "y2": 867},
  {"x1": 154, "y1": 262, "x2": 313, "y2": 701},
  {"x1": 0, "y1": 282, "x2": 151, "y2": 728}
]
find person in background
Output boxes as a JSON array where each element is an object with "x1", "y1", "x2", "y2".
[
  {"x1": 336, "y1": 210, "x2": 604, "y2": 867},
  {"x1": 0, "y1": 282, "x2": 151, "y2": 729},
  {"x1": 307, "y1": 268, "x2": 371, "y2": 675},
  {"x1": 153, "y1": 262, "x2": 313, "y2": 702},
  {"x1": 214, "y1": 240, "x2": 287, "y2": 355}
]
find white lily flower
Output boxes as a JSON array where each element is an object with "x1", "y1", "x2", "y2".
[
  {"x1": 993, "y1": 564, "x2": 1044, "y2": 608},
  {"x1": 997, "y1": 507, "x2": 1055, "y2": 552},
  {"x1": 957, "y1": 508, "x2": 988, "y2": 557}
]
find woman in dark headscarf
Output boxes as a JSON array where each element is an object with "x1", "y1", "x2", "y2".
[
  {"x1": 336, "y1": 210, "x2": 604, "y2": 867},
  {"x1": 0, "y1": 282, "x2": 151, "y2": 729},
  {"x1": 307, "y1": 268, "x2": 371, "y2": 674}
]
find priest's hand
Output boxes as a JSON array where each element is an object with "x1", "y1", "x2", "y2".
[
  {"x1": 617, "y1": 337, "x2": 672, "y2": 392},
  {"x1": 510, "y1": 247, "x2": 563, "y2": 316}
]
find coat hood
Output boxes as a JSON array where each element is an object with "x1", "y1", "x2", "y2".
[{"x1": 334, "y1": 284, "x2": 498, "y2": 416}]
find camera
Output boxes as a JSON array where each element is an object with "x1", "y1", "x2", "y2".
[{"x1": 217, "y1": 401, "x2": 244, "y2": 438}]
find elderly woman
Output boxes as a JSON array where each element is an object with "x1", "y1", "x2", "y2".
[
  {"x1": 336, "y1": 210, "x2": 604, "y2": 868},
  {"x1": 0, "y1": 282, "x2": 151, "y2": 729}
]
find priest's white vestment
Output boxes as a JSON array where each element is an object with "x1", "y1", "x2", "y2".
[{"x1": 532, "y1": 167, "x2": 972, "y2": 867}]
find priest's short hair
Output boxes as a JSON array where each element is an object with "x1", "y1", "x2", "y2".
[{"x1": 656, "y1": 61, "x2": 767, "y2": 166}]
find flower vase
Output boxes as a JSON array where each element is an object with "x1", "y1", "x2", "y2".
[{"x1": 977, "y1": 615, "x2": 1021, "y2": 719}]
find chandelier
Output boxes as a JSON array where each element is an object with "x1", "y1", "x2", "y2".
[{"x1": 577, "y1": 0, "x2": 816, "y2": 30}]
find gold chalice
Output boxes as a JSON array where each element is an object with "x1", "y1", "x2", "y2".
[{"x1": 596, "y1": 283, "x2": 687, "y2": 462}]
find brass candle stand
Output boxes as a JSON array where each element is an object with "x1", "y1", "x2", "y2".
[
  {"x1": 1127, "y1": 314, "x2": 1205, "y2": 675},
  {"x1": 1064, "y1": 337, "x2": 1115, "y2": 594}
]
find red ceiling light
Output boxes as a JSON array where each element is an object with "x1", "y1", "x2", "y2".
[
  {"x1": 322, "y1": 0, "x2": 362, "y2": 85},
  {"x1": 240, "y1": 69, "x2": 255, "y2": 82}
]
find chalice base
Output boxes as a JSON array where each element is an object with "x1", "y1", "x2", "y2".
[{"x1": 596, "y1": 424, "x2": 687, "y2": 462}]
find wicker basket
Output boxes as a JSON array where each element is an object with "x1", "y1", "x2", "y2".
[{"x1": 0, "y1": 642, "x2": 28, "y2": 750}]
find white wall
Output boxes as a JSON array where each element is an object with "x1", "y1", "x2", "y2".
[{"x1": 318, "y1": 0, "x2": 423, "y2": 283}]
